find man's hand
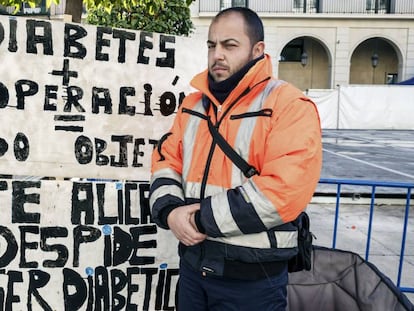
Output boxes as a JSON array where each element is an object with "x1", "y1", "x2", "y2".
[{"x1": 167, "y1": 203, "x2": 207, "y2": 246}]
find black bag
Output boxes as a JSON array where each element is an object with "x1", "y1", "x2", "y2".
[{"x1": 288, "y1": 212, "x2": 314, "y2": 273}]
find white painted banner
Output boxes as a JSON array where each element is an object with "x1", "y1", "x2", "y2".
[
  {"x1": 0, "y1": 178, "x2": 178, "y2": 310},
  {"x1": 0, "y1": 15, "x2": 208, "y2": 311},
  {"x1": 0, "y1": 15, "x2": 206, "y2": 180}
]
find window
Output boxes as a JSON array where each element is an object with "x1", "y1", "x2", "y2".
[
  {"x1": 293, "y1": 0, "x2": 319, "y2": 13},
  {"x1": 386, "y1": 73, "x2": 398, "y2": 84},
  {"x1": 0, "y1": 0, "x2": 48, "y2": 15},
  {"x1": 21, "y1": 1, "x2": 47, "y2": 15},
  {"x1": 366, "y1": 0, "x2": 390, "y2": 13},
  {"x1": 280, "y1": 39, "x2": 305, "y2": 62},
  {"x1": 220, "y1": 0, "x2": 248, "y2": 10},
  {"x1": 294, "y1": 0, "x2": 303, "y2": 11}
]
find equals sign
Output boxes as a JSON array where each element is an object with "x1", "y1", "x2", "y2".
[{"x1": 54, "y1": 115, "x2": 85, "y2": 132}]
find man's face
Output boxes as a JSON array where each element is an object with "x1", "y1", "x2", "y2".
[{"x1": 207, "y1": 12, "x2": 263, "y2": 82}]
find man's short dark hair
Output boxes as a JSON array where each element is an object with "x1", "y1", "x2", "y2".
[{"x1": 213, "y1": 7, "x2": 264, "y2": 44}]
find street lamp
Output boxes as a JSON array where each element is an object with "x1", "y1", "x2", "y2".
[
  {"x1": 371, "y1": 53, "x2": 379, "y2": 68},
  {"x1": 301, "y1": 51, "x2": 308, "y2": 67},
  {"x1": 371, "y1": 53, "x2": 379, "y2": 84}
]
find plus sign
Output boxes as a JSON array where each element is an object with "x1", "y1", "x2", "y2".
[{"x1": 51, "y1": 58, "x2": 78, "y2": 86}]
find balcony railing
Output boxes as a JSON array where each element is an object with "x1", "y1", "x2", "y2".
[{"x1": 198, "y1": 0, "x2": 414, "y2": 14}]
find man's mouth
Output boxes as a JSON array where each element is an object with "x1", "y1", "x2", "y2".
[{"x1": 212, "y1": 65, "x2": 228, "y2": 73}]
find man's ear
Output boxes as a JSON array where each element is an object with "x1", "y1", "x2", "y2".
[{"x1": 252, "y1": 41, "x2": 265, "y2": 58}]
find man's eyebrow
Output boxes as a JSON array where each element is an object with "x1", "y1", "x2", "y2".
[{"x1": 207, "y1": 38, "x2": 239, "y2": 45}]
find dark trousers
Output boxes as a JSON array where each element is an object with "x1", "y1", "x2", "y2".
[{"x1": 177, "y1": 261, "x2": 288, "y2": 311}]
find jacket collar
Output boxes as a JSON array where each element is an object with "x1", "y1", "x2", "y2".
[
  {"x1": 207, "y1": 55, "x2": 264, "y2": 104},
  {"x1": 191, "y1": 54, "x2": 273, "y2": 108}
]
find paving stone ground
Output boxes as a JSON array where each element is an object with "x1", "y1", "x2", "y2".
[{"x1": 310, "y1": 129, "x2": 414, "y2": 303}]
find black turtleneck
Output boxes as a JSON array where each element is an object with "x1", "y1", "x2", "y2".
[{"x1": 208, "y1": 54, "x2": 264, "y2": 104}]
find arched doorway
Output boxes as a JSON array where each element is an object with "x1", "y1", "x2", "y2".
[
  {"x1": 349, "y1": 37, "x2": 399, "y2": 84},
  {"x1": 278, "y1": 36, "x2": 330, "y2": 90}
]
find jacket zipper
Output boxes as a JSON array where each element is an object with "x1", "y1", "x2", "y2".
[
  {"x1": 186, "y1": 76, "x2": 271, "y2": 199},
  {"x1": 230, "y1": 108, "x2": 273, "y2": 120},
  {"x1": 199, "y1": 86, "x2": 253, "y2": 199}
]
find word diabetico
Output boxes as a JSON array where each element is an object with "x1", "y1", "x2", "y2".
[{"x1": 0, "y1": 179, "x2": 178, "y2": 310}]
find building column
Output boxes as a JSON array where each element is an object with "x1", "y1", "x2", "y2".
[
  {"x1": 333, "y1": 27, "x2": 351, "y2": 87},
  {"x1": 405, "y1": 27, "x2": 414, "y2": 80}
]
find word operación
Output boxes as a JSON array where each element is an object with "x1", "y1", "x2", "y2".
[{"x1": 0, "y1": 18, "x2": 184, "y2": 116}]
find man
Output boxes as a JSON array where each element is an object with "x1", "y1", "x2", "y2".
[{"x1": 150, "y1": 7, "x2": 322, "y2": 311}]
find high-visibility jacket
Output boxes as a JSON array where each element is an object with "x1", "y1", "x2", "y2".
[{"x1": 150, "y1": 54, "x2": 322, "y2": 279}]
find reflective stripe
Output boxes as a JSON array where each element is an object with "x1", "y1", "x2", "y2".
[
  {"x1": 275, "y1": 231, "x2": 298, "y2": 248},
  {"x1": 211, "y1": 192, "x2": 242, "y2": 236},
  {"x1": 149, "y1": 184, "x2": 184, "y2": 208},
  {"x1": 182, "y1": 101, "x2": 205, "y2": 182},
  {"x1": 184, "y1": 181, "x2": 226, "y2": 199},
  {"x1": 243, "y1": 179, "x2": 283, "y2": 228},
  {"x1": 150, "y1": 168, "x2": 184, "y2": 208},
  {"x1": 231, "y1": 79, "x2": 285, "y2": 187},
  {"x1": 207, "y1": 230, "x2": 297, "y2": 249},
  {"x1": 150, "y1": 167, "x2": 182, "y2": 185},
  {"x1": 180, "y1": 80, "x2": 286, "y2": 232}
]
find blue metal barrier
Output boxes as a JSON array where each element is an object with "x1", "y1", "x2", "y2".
[{"x1": 318, "y1": 178, "x2": 414, "y2": 294}]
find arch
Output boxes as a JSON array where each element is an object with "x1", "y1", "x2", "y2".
[
  {"x1": 277, "y1": 35, "x2": 333, "y2": 90},
  {"x1": 349, "y1": 36, "x2": 403, "y2": 84}
]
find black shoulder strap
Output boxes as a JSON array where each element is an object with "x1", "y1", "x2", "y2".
[
  {"x1": 201, "y1": 79, "x2": 281, "y2": 178},
  {"x1": 206, "y1": 118, "x2": 259, "y2": 178},
  {"x1": 182, "y1": 105, "x2": 258, "y2": 178}
]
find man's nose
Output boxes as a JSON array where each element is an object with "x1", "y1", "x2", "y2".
[{"x1": 213, "y1": 45, "x2": 224, "y2": 60}]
